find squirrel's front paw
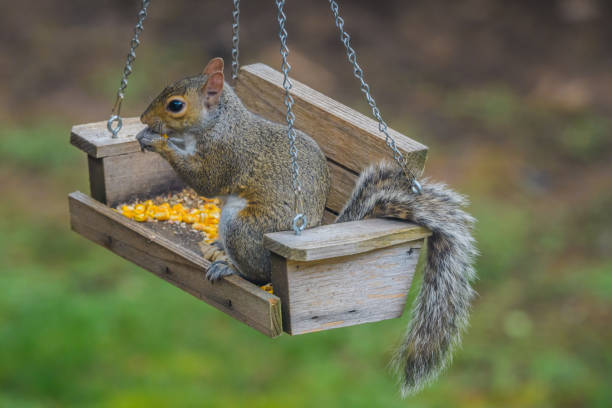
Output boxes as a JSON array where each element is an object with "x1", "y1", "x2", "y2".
[
  {"x1": 136, "y1": 127, "x2": 165, "y2": 152},
  {"x1": 206, "y1": 260, "x2": 238, "y2": 282}
]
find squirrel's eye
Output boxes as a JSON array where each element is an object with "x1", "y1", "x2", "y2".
[{"x1": 166, "y1": 99, "x2": 185, "y2": 113}]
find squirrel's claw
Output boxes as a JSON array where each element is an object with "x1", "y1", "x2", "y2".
[
  {"x1": 198, "y1": 241, "x2": 227, "y2": 262},
  {"x1": 210, "y1": 240, "x2": 225, "y2": 252},
  {"x1": 206, "y1": 260, "x2": 237, "y2": 282}
]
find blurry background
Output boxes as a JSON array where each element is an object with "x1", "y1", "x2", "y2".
[{"x1": 1, "y1": 0, "x2": 611, "y2": 406}]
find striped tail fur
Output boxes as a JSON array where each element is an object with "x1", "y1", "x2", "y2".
[{"x1": 336, "y1": 162, "x2": 478, "y2": 396}]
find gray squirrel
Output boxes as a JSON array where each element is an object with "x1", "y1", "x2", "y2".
[{"x1": 136, "y1": 57, "x2": 478, "y2": 396}]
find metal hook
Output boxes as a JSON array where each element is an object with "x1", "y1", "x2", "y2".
[
  {"x1": 107, "y1": 115, "x2": 123, "y2": 139},
  {"x1": 292, "y1": 214, "x2": 307, "y2": 235}
]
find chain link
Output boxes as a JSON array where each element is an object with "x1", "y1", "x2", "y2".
[
  {"x1": 107, "y1": 0, "x2": 151, "y2": 138},
  {"x1": 231, "y1": 0, "x2": 240, "y2": 79},
  {"x1": 327, "y1": 0, "x2": 422, "y2": 194},
  {"x1": 276, "y1": 0, "x2": 307, "y2": 234}
]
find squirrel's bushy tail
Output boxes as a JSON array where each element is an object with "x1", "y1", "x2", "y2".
[{"x1": 336, "y1": 162, "x2": 478, "y2": 397}]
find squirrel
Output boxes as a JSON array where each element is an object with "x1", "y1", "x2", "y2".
[{"x1": 136, "y1": 57, "x2": 477, "y2": 396}]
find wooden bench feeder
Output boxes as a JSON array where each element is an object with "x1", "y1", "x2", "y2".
[{"x1": 69, "y1": 63, "x2": 431, "y2": 337}]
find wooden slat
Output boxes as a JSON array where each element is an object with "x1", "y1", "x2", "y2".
[
  {"x1": 68, "y1": 191, "x2": 282, "y2": 337},
  {"x1": 264, "y1": 218, "x2": 431, "y2": 262},
  {"x1": 87, "y1": 155, "x2": 107, "y2": 203},
  {"x1": 321, "y1": 210, "x2": 337, "y2": 226},
  {"x1": 71, "y1": 118, "x2": 145, "y2": 158},
  {"x1": 271, "y1": 240, "x2": 423, "y2": 335},
  {"x1": 99, "y1": 152, "x2": 185, "y2": 207},
  {"x1": 73, "y1": 119, "x2": 355, "y2": 214},
  {"x1": 326, "y1": 162, "x2": 357, "y2": 214},
  {"x1": 70, "y1": 64, "x2": 427, "y2": 175},
  {"x1": 235, "y1": 63, "x2": 428, "y2": 175}
]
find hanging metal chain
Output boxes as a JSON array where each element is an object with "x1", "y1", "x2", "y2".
[
  {"x1": 328, "y1": 0, "x2": 422, "y2": 194},
  {"x1": 231, "y1": 0, "x2": 240, "y2": 79},
  {"x1": 107, "y1": 0, "x2": 151, "y2": 138},
  {"x1": 276, "y1": 0, "x2": 307, "y2": 235}
]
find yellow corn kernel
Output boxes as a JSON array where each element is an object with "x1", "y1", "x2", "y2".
[
  {"x1": 133, "y1": 213, "x2": 147, "y2": 222},
  {"x1": 260, "y1": 284, "x2": 274, "y2": 294},
  {"x1": 146, "y1": 206, "x2": 156, "y2": 219},
  {"x1": 159, "y1": 203, "x2": 171, "y2": 210},
  {"x1": 193, "y1": 224, "x2": 217, "y2": 235},
  {"x1": 192, "y1": 223, "x2": 207, "y2": 232},
  {"x1": 121, "y1": 210, "x2": 135, "y2": 219},
  {"x1": 172, "y1": 203, "x2": 184, "y2": 212},
  {"x1": 202, "y1": 203, "x2": 217, "y2": 212},
  {"x1": 197, "y1": 213, "x2": 208, "y2": 223},
  {"x1": 134, "y1": 204, "x2": 146, "y2": 214},
  {"x1": 169, "y1": 213, "x2": 182, "y2": 223},
  {"x1": 183, "y1": 213, "x2": 198, "y2": 224},
  {"x1": 154, "y1": 209, "x2": 170, "y2": 221},
  {"x1": 143, "y1": 200, "x2": 154, "y2": 208}
]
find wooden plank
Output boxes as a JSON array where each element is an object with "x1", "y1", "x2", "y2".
[
  {"x1": 326, "y1": 161, "x2": 357, "y2": 214},
  {"x1": 270, "y1": 255, "x2": 292, "y2": 334},
  {"x1": 73, "y1": 120, "x2": 354, "y2": 214},
  {"x1": 271, "y1": 241, "x2": 423, "y2": 335},
  {"x1": 71, "y1": 64, "x2": 427, "y2": 176},
  {"x1": 87, "y1": 156, "x2": 107, "y2": 203},
  {"x1": 100, "y1": 152, "x2": 185, "y2": 207},
  {"x1": 235, "y1": 63, "x2": 428, "y2": 176},
  {"x1": 68, "y1": 191, "x2": 282, "y2": 337},
  {"x1": 321, "y1": 210, "x2": 337, "y2": 226},
  {"x1": 71, "y1": 118, "x2": 145, "y2": 158},
  {"x1": 264, "y1": 218, "x2": 431, "y2": 262}
]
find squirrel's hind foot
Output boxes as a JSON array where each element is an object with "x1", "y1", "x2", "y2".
[
  {"x1": 199, "y1": 241, "x2": 227, "y2": 262},
  {"x1": 206, "y1": 260, "x2": 238, "y2": 282}
]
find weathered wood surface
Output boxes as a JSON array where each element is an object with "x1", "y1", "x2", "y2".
[
  {"x1": 235, "y1": 63, "x2": 428, "y2": 176},
  {"x1": 71, "y1": 64, "x2": 428, "y2": 175},
  {"x1": 87, "y1": 155, "x2": 107, "y2": 203},
  {"x1": 69, "y1": 63, "x2": 431, "y2": 335},
  {"x1": 326, "y1": 162, "x2": 357, "y2": 214},
  {"x1": 72, "y1": 119, "x2": 358, "y2": 214},
  {"x1": 88, "y1": 152, "x2": 185, "y2": 207},
  {"x1": 271, "y1": 240, "x2": 423, "y2": 335},
  {"x1": 70, "y1": 63, "x2": 426, "y2": 212},
  {"x1": 68, "y1": 191, "x2": 283, "y2": 337},
  {"x1": 264, "y1": 218, "x2": 431, "y2": 262},
  {"x1": 71, "y1": 118, "x2": 145, "y2": 159},
  {"x1": 321, "y1": 210, "x2": 337, "y2": 226}
]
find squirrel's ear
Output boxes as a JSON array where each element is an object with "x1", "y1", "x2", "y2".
[
  {"x1": 203, "y1": 72, "x2": 224, "y2": 106},
  {"x1": 202, "y1": 57, "x2": 224, "y2": 75}
]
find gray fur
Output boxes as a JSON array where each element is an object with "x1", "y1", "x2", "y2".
[
  {"x1": 138, "y1": 77, "x2": 330, "y2": 285},
  {"x1": 337, "y1": 162, "x2": 478, "y2": 397},
  {"x1": 138, "y1": 65, "x2": 475, "y2": 395}
]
